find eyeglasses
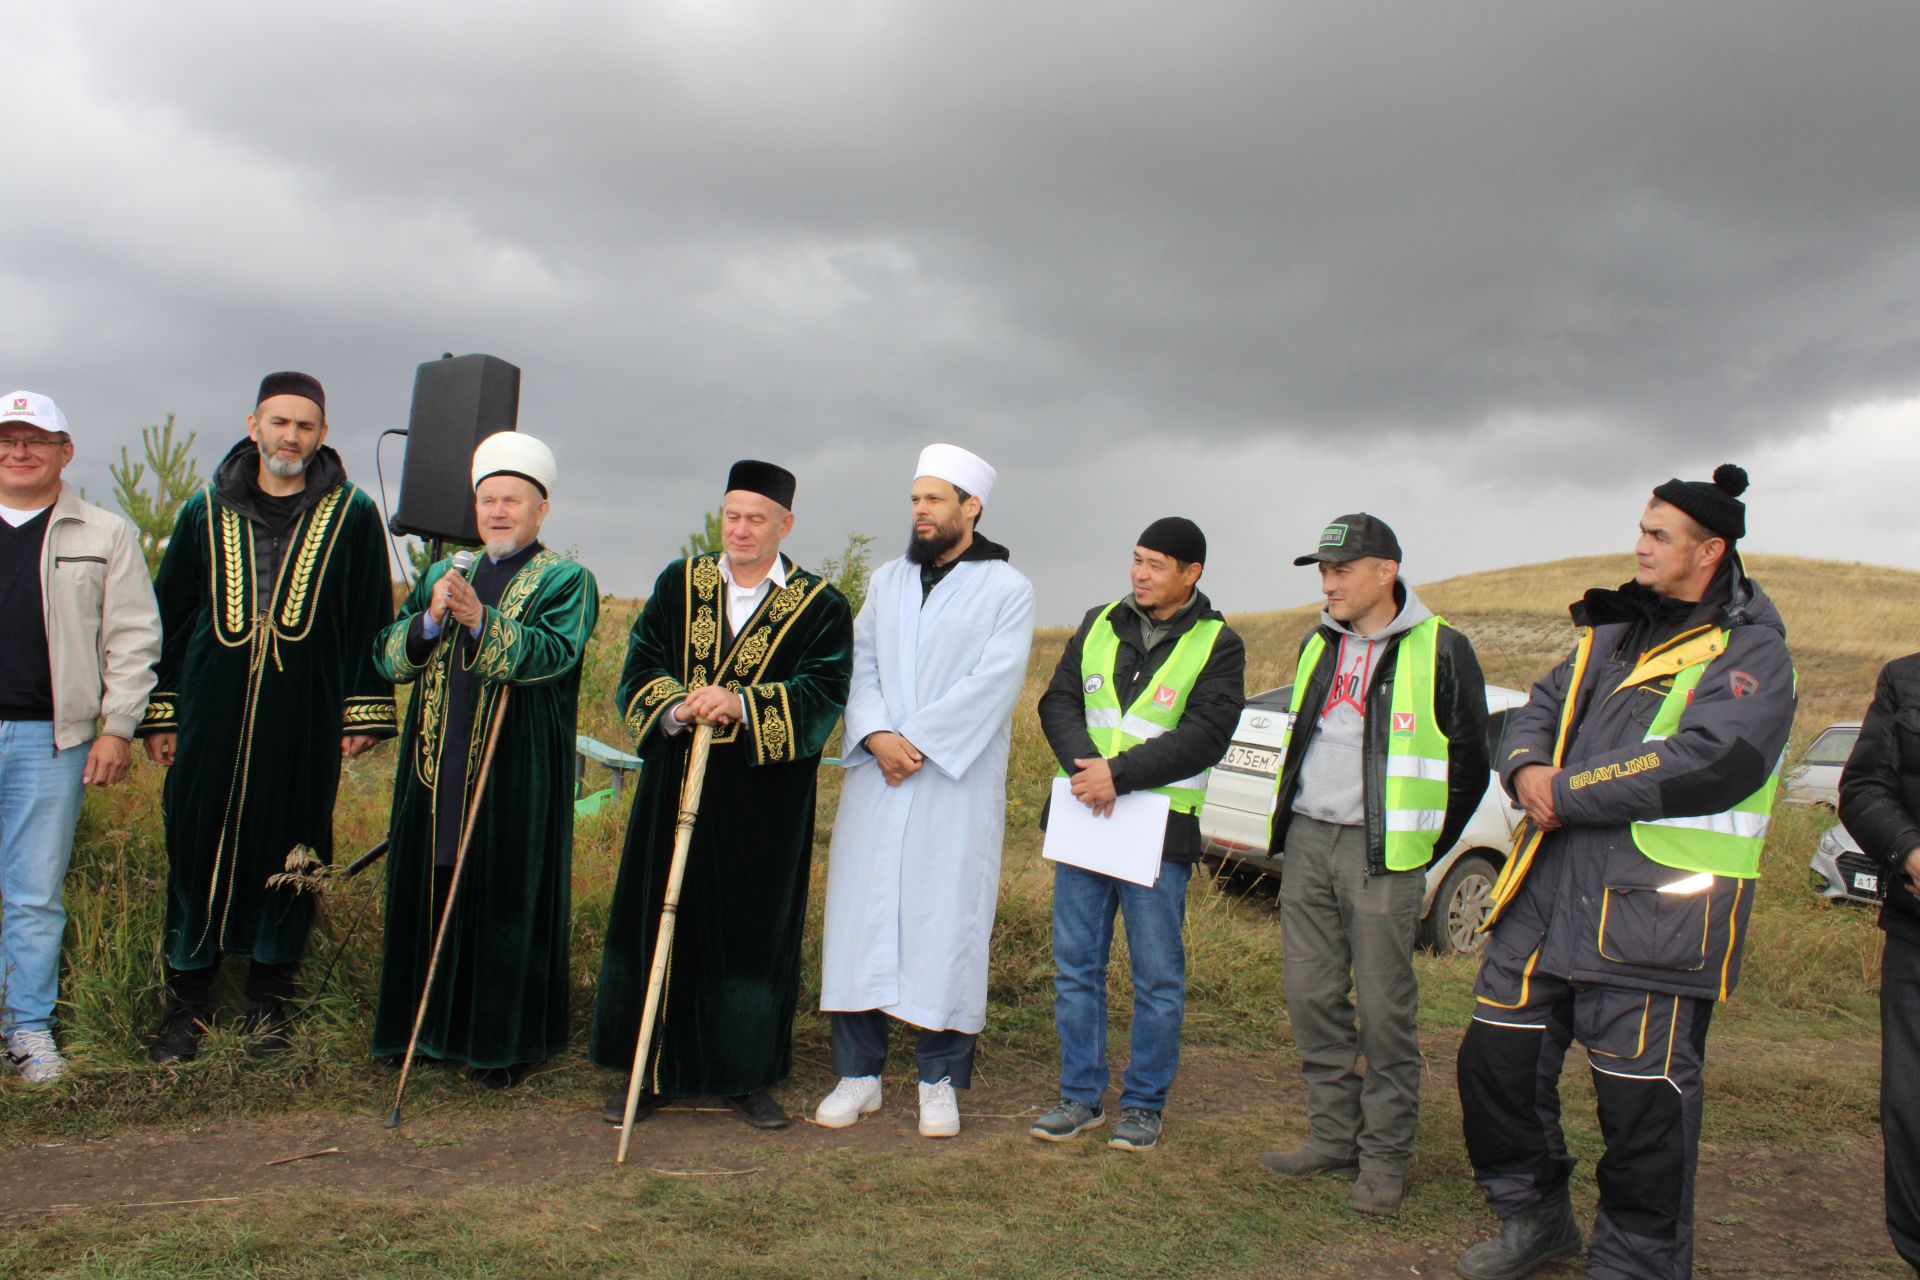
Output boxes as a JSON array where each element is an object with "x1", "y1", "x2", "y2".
[{"x1": 0, "y1": 437, "x2": 68, "y2": 453}]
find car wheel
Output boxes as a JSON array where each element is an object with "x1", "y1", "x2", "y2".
[{"x1": 1420, "y1": 853, "x2": 1499, "y2": 957}]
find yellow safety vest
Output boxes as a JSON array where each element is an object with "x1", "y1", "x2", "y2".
[
  {"x1": 1281, "y1": 617, "x2": 1454, "y2": 870},
  {"x1": 1067, "y1": 600, "x2": 1224, "y2": 815},
  {"x1": 1629, "y1": 630, "x2": 1783, "y2": 879}
]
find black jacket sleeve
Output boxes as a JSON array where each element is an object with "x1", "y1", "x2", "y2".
[
  {"x1": 1841, "y1": 655, "x2": 1920, "y2": 875},
  {"x1": 1433, "y1": 627, "x2": 1491, "y2": 858},
  {"x1": 1037, "y1": 607, "x2": 1104, "y2": 772},
  {"x1": 1108, "y1": 626, "x2": 1247, "y2": 795}
]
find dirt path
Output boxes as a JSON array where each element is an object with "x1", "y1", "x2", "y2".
[{"x1": 0, "y1": 1046, "x2": 1893, "y2": 1278}]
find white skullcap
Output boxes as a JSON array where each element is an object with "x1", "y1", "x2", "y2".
[
  {"x1": 471, "y1": 431, "x2": 556, "y2": 497},
  {"x1": 914, "y1": 443, "x2": 996, "y2": 506}
]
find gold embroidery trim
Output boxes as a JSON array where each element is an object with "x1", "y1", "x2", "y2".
[
  {"x1": 275, "y1": 487, "x2": 347, "y2": 635},
  {"x1": 625, "y1": 675, "x2": 686, "y2": 744},
  {"x1": 142, "y1": 695, "x2": 179, "y2": 728},
  {"x1": 383, "y1": 619, "x2": 423, "y2": 678},
  {"x1": 747, "y1": 682, "x2": 795, "y2": 765},
  {"x1": 673, "y1": 558, "x2": 827, "y2": 752},
  {"x1": 415, "y1": 551, "x2": 556, "y2": 787},
  {"x1": 343, "y1": 698, "x2": 396, "y2": 728}
]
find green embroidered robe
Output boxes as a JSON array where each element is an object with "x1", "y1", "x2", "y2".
[
  {"x1": 142, "y1": 476, "x2": 398, "y2": 971},
  {"x1": 589, "y1": 553, "x2": 852, "y2": 1096},
  {"x1": 371, "y1": 548, "x2": 599, "y2": 1069}
]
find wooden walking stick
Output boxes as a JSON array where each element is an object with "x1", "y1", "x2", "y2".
[
  {"x1": 615, "y1": 721, "x2": 716, "y2": 1165},
  {"x1": 384, "y1": 685, "x2": 512, "y2": 1129}
]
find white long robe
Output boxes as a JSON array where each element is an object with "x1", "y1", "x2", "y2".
[{"x1": 820, "y1": 553, "x2": 1036, "y2": 1033}]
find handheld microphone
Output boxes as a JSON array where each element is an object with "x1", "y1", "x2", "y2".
[{"x1": 440, "y1": 549, "x2": 477, "y2": 627}]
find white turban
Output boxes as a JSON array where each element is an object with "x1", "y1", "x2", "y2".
[
  {"x1": 914, "y1": 443, "x2": 996, "y2": 506},
  {"x1": 471, "y1": 431, "x2": 556, "y2": 497}
]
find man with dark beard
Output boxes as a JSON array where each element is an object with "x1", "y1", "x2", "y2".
[
  {"x1": 140, "y1": 372, "x2": 396, "y2": 1061},
  {"x1": 816, "y1": 444, "x2": 1034, "y2": 1138}
]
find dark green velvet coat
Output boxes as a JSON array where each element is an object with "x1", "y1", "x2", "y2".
[
  {"x1": 589, "y1": 554, "x2": 852, "y2": 1096},
  {"x1": 142, "y1": 474, "x2": 397, "y2": 971},
  {"x1": 371, "y1": 550, "x2": 599, "y2": 1069}
]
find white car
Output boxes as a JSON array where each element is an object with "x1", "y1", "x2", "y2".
[
  {"x1": 1809, "y1": 822, "x2": 1884, "y2": 906},
  {"x1": 1782, "y1": 722, "x2": 1862, "y2": 810},
  {"x1": 1198, "y1": 684, "x2": 1531, "y2": 957}
]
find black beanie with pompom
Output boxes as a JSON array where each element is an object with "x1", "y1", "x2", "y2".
[{"x1": 1653, "y1": 464, "x2": 1748, "y2": 541}]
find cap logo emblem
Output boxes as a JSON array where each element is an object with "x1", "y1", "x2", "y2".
[
  {"x1": 10, "y1": 398, "x2": 27, "y2": 413},
  {"x1": 1319, "y1": 522, "x2": 1349, "y2": 548},
  {"x1": 1083, "y1": 674, "x2": 1104, "y2": 695}
]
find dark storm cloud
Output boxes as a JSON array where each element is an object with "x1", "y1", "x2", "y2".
[{"x1": 7, "y1": 2, "x2": 1919, "y2": 610}]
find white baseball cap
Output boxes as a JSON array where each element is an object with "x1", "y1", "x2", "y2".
[{"x1": 0, "y1": 391, "x2": 71, "y2": 436}]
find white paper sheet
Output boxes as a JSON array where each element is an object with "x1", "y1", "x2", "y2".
[{"x1": 1041, "y1": 776, "x2": 1171, "y2": 887}]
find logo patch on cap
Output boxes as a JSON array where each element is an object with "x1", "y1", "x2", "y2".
[
  {"x1": 1153, "y1": 684, "x2": 1178, "y2": 709},
  {"x1": 1319, "y1": 522, "x2": 1349, "y2": 548},
  {"x1": 1083, "y1": 674, "x2": 1104, "y2": 695},
  {"x1": 1392, "y1": 712, "x2": 1416, "y2": 735},
  {"x1": 10, "y1": 398, "x2": 28, "y2": 413}
]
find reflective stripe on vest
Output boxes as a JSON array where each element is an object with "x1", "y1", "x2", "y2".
[
  {"x1": 1279, "y1": 617, "x2": 1453, "y2": 870},
  {"x1": 1628, "y1": 634, "x2": 1784, "y2": 879},
  {"x1": 1067, "y1": 600, "x2": 1225, "y2": 815}
]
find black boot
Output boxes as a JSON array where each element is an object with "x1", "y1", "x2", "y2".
[
  {"x1": 149, "y1": 966, "x2": 216, "y2": 1064},
  {"x1": 602, "y1": 1091, "x2": 659, "y2": 1125},
  {"x1": 1456, "y1": 1186, "x2": 1583, "y2": 1280},
  {"x1": 241, "y1": 999, "x2": 294, "y2": 1057},
  {"x1": 149, "y1": 1000, "x2": 212, "y2": 1064},
  {"x1": 242, "y1": 961, "x2": 300, "y2": 1058}
]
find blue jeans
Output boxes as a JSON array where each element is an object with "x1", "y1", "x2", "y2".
[
  {"x1": 1051, "y1": 858, "x2": 1191, "y2": 1112},
  {"x1": 0, "y1": 722, "x2": 90, "y2": 1033}
]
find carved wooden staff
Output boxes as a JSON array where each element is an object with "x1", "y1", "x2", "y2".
[
  {"x1": 615, "y1": 721, "x2": 716, "y2": 1165},
  {"x1": 385, "y1": 685, "x2": 512, "y2": 1130}
]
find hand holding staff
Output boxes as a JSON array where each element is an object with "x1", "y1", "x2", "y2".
[
  {"x1": 385, "y1": 686, "x2": 512, "y2": 1130},
  {"x1": 615, "y1": 721, "x2": 716, "y2": 1165}
]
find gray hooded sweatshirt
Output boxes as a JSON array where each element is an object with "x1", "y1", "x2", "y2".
[{"x1": 1290, "y1": 584, "x2": 1435, "y2": 827}]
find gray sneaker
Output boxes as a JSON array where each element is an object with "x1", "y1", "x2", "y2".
[
  {"x1": 1107, "y1": 1107, "x2": 1162, "y2": 1152},
  {"x1": 1029, "y1": 1097, "x2": 1105, "y2": 1142}
]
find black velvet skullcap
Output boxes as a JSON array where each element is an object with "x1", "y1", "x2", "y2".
[
  {"x1": 256, "y1": 371, "x2": 326, "y2": 414},
  {"x1": 726, "y1": 459, "x2": 797, "y2": 510},
  {"x1": 1137, "y1": 516, "x2": 1207, "y2": 566},
  {"x1": 1653, "y1": 464, "x2": 1748, "y2": 541}
]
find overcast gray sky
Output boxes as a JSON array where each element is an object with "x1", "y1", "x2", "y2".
[{"x1": 9, "y1": 1, "x2": 1918, "y2": 622}]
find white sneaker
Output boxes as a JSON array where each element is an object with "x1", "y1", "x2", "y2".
[
  {"x1": 918, "y1": 1077, "x2": 960, "y2": 1138},
  {"x1": 813, "y1": 1075, "x2": 883, "y2": 1128},
  {"x1": 6, "y1": 1029, "x2": 68, "y2": 1083}
]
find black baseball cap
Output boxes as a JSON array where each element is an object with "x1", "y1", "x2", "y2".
[{"x1": 1293, "y1": 513, "x2": 1402, "y2": 566}]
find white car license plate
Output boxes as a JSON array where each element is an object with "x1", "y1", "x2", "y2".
[
  {"x1": 1219, "y1": 742, "x2": 1280, "y2": 776},
  {"x1": 1853, "y1": 871, "x2": 1880, "y2": 894}
]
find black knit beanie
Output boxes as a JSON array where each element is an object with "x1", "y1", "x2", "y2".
[
  {"x1": 1137, "y1": 516, "x2": 1206, "y2": 565},
  {"x1": 1653, "y1": 464, "x2": 1748, "y2": 541}
]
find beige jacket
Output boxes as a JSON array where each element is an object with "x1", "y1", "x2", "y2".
[{"x1": 40, "y1": 483, "x2": 162, "y2": 749}]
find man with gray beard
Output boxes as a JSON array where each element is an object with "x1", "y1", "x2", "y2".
[{"x1": 140, "y1": 372, "x2": 397, "y2": 1063}]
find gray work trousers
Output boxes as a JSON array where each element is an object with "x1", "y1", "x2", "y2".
[{"x1": 1279, "y1": 814, "x2": 1425, "y2": 1173}]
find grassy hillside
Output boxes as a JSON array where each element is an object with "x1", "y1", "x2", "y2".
[{"x1": 4, "y1": 553, "x2": 1909, "y2": 1278}]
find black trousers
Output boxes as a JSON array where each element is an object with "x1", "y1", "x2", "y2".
[
  {"x1": 1459, "y1": 940, "x2": 1713, "y2": 1280},
  {"x1": 1883, "y1": 932, "x2": 1920, "y2": 1273},
  {"x1": 830, "y1": 1010, "x2": 977, "y2": 1087}
]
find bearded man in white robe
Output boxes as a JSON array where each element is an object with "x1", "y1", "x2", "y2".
[{"x1": 815, "y1": 444, "x2": 1035, "y2": 1139}]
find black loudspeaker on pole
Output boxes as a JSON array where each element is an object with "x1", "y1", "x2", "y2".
[{"x1": 388, "y1": 354, "x2": 522, "y2": 546}]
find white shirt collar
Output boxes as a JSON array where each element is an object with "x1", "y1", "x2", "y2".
[{"x1": 717, "y1": 553, "x2": 787, "y2": 592}]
